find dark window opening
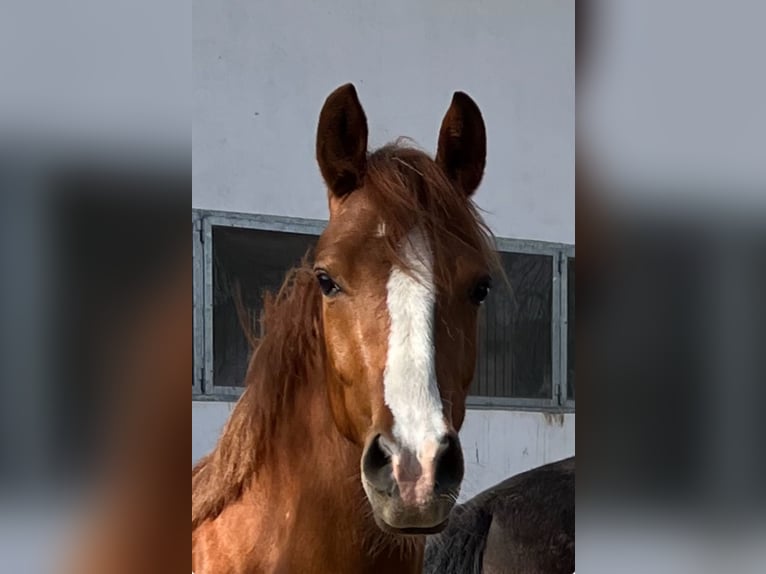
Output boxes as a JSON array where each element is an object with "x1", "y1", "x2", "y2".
[
  {"x1": 473, "y1": 252, "x2": 553, "y2": 399},
  {"x1": 212, "y1": 226, "x2": 316, "y2": 389}
]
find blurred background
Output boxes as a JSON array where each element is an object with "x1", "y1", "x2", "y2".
[
  {"x1": 0, "y1": 0, "x2": 764, "y2": 573},
  {"x1": 577, "y1": 1, "x2": 766, "y2": 572},
  {"x1": 0, "y1": 1, "x2": 189, "y2": 572}
]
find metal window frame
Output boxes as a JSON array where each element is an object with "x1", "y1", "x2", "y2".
[
  {"x1": 465, "y1": 238, "x2": 574, "y2": 412},
  {"x1": 192, "y1": 209, "x2": 574, "y2": 412},
  {"x1": 194, "y1": 209, "x2": 326, "y2": 399},
  {"x1": 193, "y1": 212, "x2": 204, "y2": 395},
  {"x1": 561, "y1": 248, "x2": 575, "y2": 409}
]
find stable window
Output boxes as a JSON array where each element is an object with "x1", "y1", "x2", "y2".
[
  {"x1": 212, "y1": 225, "x2": 316, "y2": 390},
  {"x1": 193, "y1": 210, "x2": 574, "y2": 410},
  {"x1": 194, "y1": 211, "x2": 325, "y2": 396},
  {"x1": 473, "y1": 252, "x2": 553, "y2": 400}
]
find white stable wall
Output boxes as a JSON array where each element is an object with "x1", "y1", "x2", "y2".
[
  {"x1": 193, "y1": 0, "x2": 574, "y2": 245},
  {"x1": 192, "y1": 0, "x2": 575, "y2": 496}
]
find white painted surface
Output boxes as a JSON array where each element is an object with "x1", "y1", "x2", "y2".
[
  {"x1": 192, "y1": 401, "x2": 574, "y2": 502},
  {"x1": 192, "y1": 0, "x2": 574, "y2": 244},
  {"x1": 192, "y1": 401, "x2": 235, "y2": 463},
  {"x1": 458, "y1": 409, "x2": 574, "y2": 499}
]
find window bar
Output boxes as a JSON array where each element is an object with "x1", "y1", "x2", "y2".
[
  {"x1": 483, "y1": 306, "x2": 490, "y2": 396},
  {"x1": 492, "y1": 292, "x2": 502, "y2": 397},
  {"x1": 193, "y1": 217, "x2": 204, "y2": 395},
  {"x1": 501, "y1": 286, "x2": 508, "y2": 398},
  {"x1": 202, "y1": 218, "x2": 214, "y2": 395},
  {"x1": 551, "y1": 252, "x2": 562, "y2": 406}
]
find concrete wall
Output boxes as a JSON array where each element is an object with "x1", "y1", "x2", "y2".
[
  {"x1": 192, "y1": 0, "x2": 575, "y2": 496},
  {"x1": 193, "y1": 0, "x2": 574, "y2": 244}
]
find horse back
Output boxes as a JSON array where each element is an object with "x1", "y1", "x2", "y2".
[{"x1": 425, "y1": 457, "x2": 575, "y2": 574}]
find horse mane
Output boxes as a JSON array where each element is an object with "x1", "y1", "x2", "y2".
[
  {"x1": 192, "y1": 140, "x2": 498, "y2": 531},
  {"x1": 192, "y1": 264, "x2": 322, "y2": 530}
]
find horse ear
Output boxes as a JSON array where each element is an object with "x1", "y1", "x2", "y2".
[
  {"x1": 436, "y1": 91, "x2": 487, "y2": 197},
  {"x1": 316, "y1": 83, "x2": 369, "y2": 197}
]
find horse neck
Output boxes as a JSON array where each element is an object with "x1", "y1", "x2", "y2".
[
  {"x1": 238, "y1": 369, "x2": 424, "y2": 572},
  {"x1": 257, "y1": 366, "x2": 357, "y2": 489},
  {"x1": 246, "y1": 369, "x2": 366, "y2": 527}
]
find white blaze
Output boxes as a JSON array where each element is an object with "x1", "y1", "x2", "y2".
[{"x1": 383, "y1": 228, "x2": 446, "y2": 454}]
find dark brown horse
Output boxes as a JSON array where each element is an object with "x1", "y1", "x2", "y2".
[
  {"x1": 424, "y1": 457, "x2": 575, "y2": 574},
  {"x1": 192, "y1": 84, "x2": 499, "y2": 573}
]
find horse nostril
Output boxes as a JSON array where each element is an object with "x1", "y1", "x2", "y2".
[
  {"x1": 362, "y1": 434, "x2": 396, "y2": 495},
  {"x1": 433, "y1": 432, "x2": 464, "y2": 496}
]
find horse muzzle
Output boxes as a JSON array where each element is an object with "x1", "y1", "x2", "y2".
[{"x1": 361, "y1": 432, "x2": 464, "y2": 534}]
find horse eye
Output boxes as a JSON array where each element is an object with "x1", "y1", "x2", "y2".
[
  {"x1": 315, "y1": 271, "x2": 341, "y2": 297},
  {"x1": 470, "y1": 277, "x2": 492, "y2": 305}
]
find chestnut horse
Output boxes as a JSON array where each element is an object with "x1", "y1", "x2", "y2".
[{"x1": 192, "y1": 84, "x2": 498, "y2": 573}]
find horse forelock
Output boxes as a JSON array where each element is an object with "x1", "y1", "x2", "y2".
[{"x1": 363, "y1": 142, "x2": 499, "y2": 290}]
